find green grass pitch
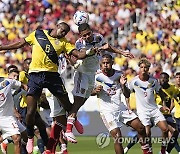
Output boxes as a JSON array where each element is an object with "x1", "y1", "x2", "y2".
[{"x1": 7, "y1": 136, "x2": 178, "y2": 154}]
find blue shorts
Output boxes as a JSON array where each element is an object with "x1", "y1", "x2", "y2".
[
  {"x1": 164, "y1": 115, "x2": 176, "y2": 126},
  {"x1": 27, "y1": 72, "x2": 67, "y2": 98},
  {"x1": 175, "y1": 118, "x2": 180, "y2": 132},
  {"x1": 18, "y1": 107, "x2": 27, "y2": 126}
]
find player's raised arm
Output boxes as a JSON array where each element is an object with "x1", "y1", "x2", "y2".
[
  {"x1": 120, "y1": 74, "x2": 130, "y2": 98},
  {"x1": 71, "y1": 47, "x2": 98, "y2": 59},
  {"x1": 98, "y1": 43, "x2": 134, "y2": 59},
  {"x1": 0, "y1": 38, "x2": 27, "y2": 52}
]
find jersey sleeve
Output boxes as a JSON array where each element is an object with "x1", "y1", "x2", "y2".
[
  {"x1": 75, "y1": 40, "x2": 85, "y2": 50},
  {"x1": 19, "y1": 71, "x2": 25, "y2": 83},
  {"x1": 154, "y1": 79, "x2": 161, "y2": 93},
  {"x1": 129, "y1": 80, "x2": 134, "y2": 92},
  {"x1": 25, "y1": 31, "x2": 36, "y2": 45},
  {"x1": 96, "y1": 33, "x2": 106, "y2": 45},
  {"x1": 63, "y1": 38, "x2": 76, "y2": 54},
  {"x1": 11, "y1": 79, "x2": 21, "y2": 90}
]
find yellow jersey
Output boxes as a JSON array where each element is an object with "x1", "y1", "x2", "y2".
[
  {"x1": 25, "y1": 29, "x2": 75, "y2": 73},
  {"x1": 156, "y1": 84, "x2": 179, "y2": 115},
  {"x1": 19, "y1": 71, "x2": 28, "y2": 108}
]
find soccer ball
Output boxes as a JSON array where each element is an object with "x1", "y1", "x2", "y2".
[{"x1": 73, "y1": 11, "x2": 89, "y2": 25}]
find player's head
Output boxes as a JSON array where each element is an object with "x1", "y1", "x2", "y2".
[
  {"x1": 159, "y1": 72, "x2": 169, "y2": 86},
  {"x1": 175, "y1": 72, "x2": 180, "y2": 86},
  {"x1": 8, "y1": 65, "x2": 19, "y2": 80},
  {"x1": 138, "y1": 58, "x2": 151, "y2": 75},
  {"x1": 78, "y1": 23, "x2": 93, "y2": 42},
  {"x1": 23, "y1": 58, "x2": 31, "y2": 72},
  {"x1": 7, "y1": 65, "x2": 18, "y2": 73},
  {"x1": 56, "y1": 22, "x2": 70, "y2": 39},
  {"x1": 100, "y1": 54, "x2": 113, "y2": 73}
]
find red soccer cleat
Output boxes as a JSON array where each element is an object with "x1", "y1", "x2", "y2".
[{"x1": 74, "y1": 120, "x2": 84, "y2": 134}]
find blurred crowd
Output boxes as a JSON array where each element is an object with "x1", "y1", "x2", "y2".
[{"x1": 0, "y1": 0, "x2": 179, "y2": 82}]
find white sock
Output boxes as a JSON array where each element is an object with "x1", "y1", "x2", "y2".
[
  {"x1": 61, "y1": 143, "x2": 67, "y2": 151},
  {"x1": 124, "y1": 147, "x2": 129, "y2": 153}
]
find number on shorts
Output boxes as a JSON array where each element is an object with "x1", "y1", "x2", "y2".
[
  {"x1": 144, "y1": 92, "x2": 147, "y2": 97},
  {"x1": 45, "y1": 44, "x2": 51, "y2": 53},
  {"x1": 12, "y1": 122, "x2": 18, "y2": 129}
]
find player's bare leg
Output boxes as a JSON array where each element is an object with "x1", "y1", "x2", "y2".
[
  {"x1": 110, "y1": 128, "x2": 124, "y2": 154},
  {"x1": 128, "y1": 118, "x2": 151, "y2": 154},
  {"x1": 26, "y1": 95, "x2": 39, "y2": 153},
  {"x1": 11, "y1": 134, "x2": 21, "y2": 154},
  {"x1": 156, "y1": 121, "x2": 169, "y2": 154}
]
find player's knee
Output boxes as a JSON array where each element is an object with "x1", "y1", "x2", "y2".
[
  {"x1": 161, "y1": 127, "x2": 169, "y2": 134},
  {"x1": 110, "y1": 128, "x2": 121, "y2": 140},
  {"x1": 136, "y1": 124, "x2": 145, "y2": 135}
]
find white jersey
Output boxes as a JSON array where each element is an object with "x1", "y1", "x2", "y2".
[
  {"x1": 129, "y1": 75, "x2": 161, "y2": 113},
  {"x1": 58, "y1": 54, "x2": 67, "y2": 75},
  {"x1": 0, "y1": 79, "x2": 21, "y2": 116},
  {"x1": 95, "y1": 70, "x2": 127, "y2": 112},
  {"x1": 75, "y1": 33, "x2": 105, "y2": 74}
]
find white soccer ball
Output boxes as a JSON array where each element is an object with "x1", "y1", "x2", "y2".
[{"x1": 73, "y1": 10, "x2": 89, "y2": 25}]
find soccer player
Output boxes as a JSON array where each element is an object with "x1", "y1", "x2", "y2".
[
  {"x1": 0, "y1": 67, "x2": 27, "y2": 154},
  {"x1": 44, "y1": 54, "x2": 71, "y2": 154},
  {"x1": 156, "y1": 72, "x2": 179, "y2": 153},
  {"x1": 65, "y1": 23, "x2": 134, "y2": 143},
  {"x1": 18, "y1": 58, "x2": 49, "y2": 153},
  {"x1": 42, "y1": 88, "x2": 68, "y2": 154},
  {"x1": 0, "y1": 22, "x2": 96, "y2": 153},
  {"x1": 173, "y1": 72, "x2": 180, "y2": 153},
  {"x1": 129, "y1": 58, "x2": 169, "y2": 154},
  {"x1": 92, "y1": 54, "x2": 151, "y2": 154},
  {"x1": 124, "y1": 72, "x2": 180, "y2": 154}
]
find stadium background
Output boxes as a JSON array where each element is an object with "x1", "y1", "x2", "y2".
[{"x1": 0, "y1": 0, "x2": 179, "y2": 153}]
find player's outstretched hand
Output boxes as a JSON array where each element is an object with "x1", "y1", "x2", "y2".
[
  {"x1": 121, "y1": 50, "x2": 134, "y2": 59},
  {"x1": 120, "y1": 75, "x2": 127, "y2": 85},
  {"x1": 160, "y1": 106, "x2": 170, "y2": 114},
  {"x1": 98, "y1": 43, "x2": 109, "y2": 51},
  {"x1": 95, "y1": 85, "x2": 103, "y2": 94}
]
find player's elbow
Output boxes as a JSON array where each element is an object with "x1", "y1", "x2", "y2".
[{"x1": 123, "y1": 91, "x2": 130, "y2": 98}]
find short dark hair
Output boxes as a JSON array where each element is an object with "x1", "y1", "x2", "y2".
[
  {"x1": 138, "y1": 58, "x2": 151, "y2": 68},
  {"x1": 8, "y1": 68, "x2": 19, "y2": 74},
  {"x1": 102, "y1": 54, "x2": 113, "y2": 60},
  {"x1": 78, "y1": 23, "x2": 91, "y2": 33},
  {"x1": 175, "y1": 72, "x2": 180, "y2": 76},
  {"x1": 160, "y1": 72, "x2": 169, "y2": 78},
  {"x1": 7, "y1": 65, "x2": 18, "y2": 73},
  {"x1": 24, "y1": 58, "x2": 31, "y2": 64},
  {"x1": 59, "y1": 22, "x2": 70, "y2": 32}
]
